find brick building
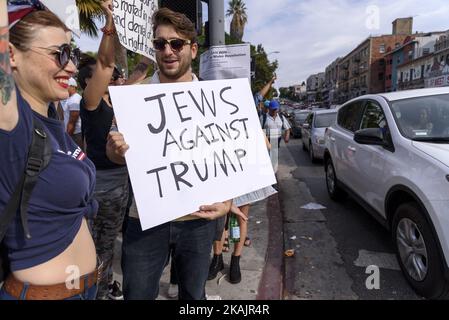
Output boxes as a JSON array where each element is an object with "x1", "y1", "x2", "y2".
[{"x1": 336, "y1": 18, "x2": 412, "y2": 103}]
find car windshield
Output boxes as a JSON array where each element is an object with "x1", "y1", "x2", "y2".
[
  {"x1": 314, "y1": 112, "x2": 337, "y2": 128},
  {"x1": 390, "y1": 94, "x2": 449, "y2": 141},
  {"x1": 295, "y1": 112, "x2": 308, "y2": 121}
]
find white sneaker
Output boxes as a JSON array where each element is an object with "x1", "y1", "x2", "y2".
[{"x1": 167, "y1": 283, "x2": 178, "y2": 298}]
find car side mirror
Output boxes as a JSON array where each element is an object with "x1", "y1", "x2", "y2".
[{"x1": 354, "y1": 128, "x2": 386, "y2": 146}]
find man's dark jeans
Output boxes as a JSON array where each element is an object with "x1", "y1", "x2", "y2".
[{"x1": 122, "y1": 217, "x2": 216, "y2": 300}]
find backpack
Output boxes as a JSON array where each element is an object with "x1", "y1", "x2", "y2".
[
  {"x1": 0, "y1": 117, "x2": 52, "y2": 282},
  {"x1": 261, "y1": 112, "x2": 286, "y2": 130}
]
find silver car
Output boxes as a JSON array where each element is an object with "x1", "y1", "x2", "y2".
[
  {"x1": 324, "y1": 87, "x2": 449, "y2": 299},
  {"x1": 301, "y1": 109, "x2": 337, "y2": 162}
]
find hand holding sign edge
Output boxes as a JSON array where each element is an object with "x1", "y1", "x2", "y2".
[{"x1": 192, "y1": 200, "x2": 245, "y2": 221}]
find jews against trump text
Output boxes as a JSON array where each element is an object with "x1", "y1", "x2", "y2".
[{"x1": 109, "y1": 78, "x2": 276, "y2": 230}]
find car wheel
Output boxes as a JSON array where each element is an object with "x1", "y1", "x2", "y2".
[
  {"x1": 309, "y1": 142, "x2": 317, "y2": 163},
  {"x1": 325, "y1": 157, "x2": 344, "y2": 201},
  {"x1": 393, "y1": 202, "x2": 449, "y2": 299}
]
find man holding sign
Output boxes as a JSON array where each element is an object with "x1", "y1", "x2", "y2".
[{"x1": 107, "y1": 8, "x2": 234, "y2": 300}]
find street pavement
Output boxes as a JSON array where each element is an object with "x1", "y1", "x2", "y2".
[
  {"x1": 281, "y1": 138, "x2": 422, "y2": 300},
  {"x1": 279, "y1": 139, "x2": 357, "y2": 299}
]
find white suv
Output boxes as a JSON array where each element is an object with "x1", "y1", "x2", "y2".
[{"x1": 324, "y1": 87, "x2": 449, "y2": 299}]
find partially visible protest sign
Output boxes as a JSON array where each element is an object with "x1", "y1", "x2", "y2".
[
  {"x1": 41, "y1": 0, "x2": 80, "y2": 37},
  {"x1": 111, "y1": 0, "x2": 158, "y2": 61},
  {"x1": 199, "y1": 44, "x2": 251, "y2": 81},
  {"x1": 109, "y1": 78, "x2": 276, "y2": 230}
]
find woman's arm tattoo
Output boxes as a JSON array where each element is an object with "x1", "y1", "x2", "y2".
[{"x1": 0, "y1": 26, "x2": 14, "y2": 106}]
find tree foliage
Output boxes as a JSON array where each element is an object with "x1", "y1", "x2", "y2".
[
  {"x1": 251, "y1": 44, "x2": 278, "y2": 98},
  {"x1": 279, "y1": 87, "x2": 300, "y2": 102},
  {"x1": 226, "y1": 0, "x2": 248, "y2": 42},
  {"x1": 76, "y1": 0, "x2": 103, "y2": 37}
]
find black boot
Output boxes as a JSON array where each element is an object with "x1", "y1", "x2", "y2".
[
  {"x1": 207, "y1": 254, "x2": 224, "y2": 280},
  {"x1": 229, "y1": 255, "x2": 241, "y2": 284}
]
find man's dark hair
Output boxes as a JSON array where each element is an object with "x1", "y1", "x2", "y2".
[
  {"x1": 77, "y1": 55, "x2": 97, "y2": 90},
  {"x1": 152, "y1": 7, "x2": 197, "y2": 43}
]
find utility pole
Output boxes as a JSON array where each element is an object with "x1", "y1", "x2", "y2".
[{"x1": 207, "y1": 0, "x2": 225, "y2": 46}]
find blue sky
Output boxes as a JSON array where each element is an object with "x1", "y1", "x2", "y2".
[{"x1": 77, "y1": 0, "x2": 449, "y2": 89}]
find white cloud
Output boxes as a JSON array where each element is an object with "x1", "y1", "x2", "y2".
[{"x1": 239, "y1": 0, "x2": 449, "y2": 88}]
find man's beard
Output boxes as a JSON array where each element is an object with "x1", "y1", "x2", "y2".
[{"x1": 158, "y1": 56, "x2": 192, "y2": 80}]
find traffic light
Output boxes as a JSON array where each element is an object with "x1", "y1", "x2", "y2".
[{"x1": 160, "y1": 0, "x2": 203, "y2": 35}]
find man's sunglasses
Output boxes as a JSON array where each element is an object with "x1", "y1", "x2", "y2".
[
  {"x1": 152, "y1": 38, "x2": 192, "y2": 52},
  {"x1": 31, "y1": 44, "x2": 81, "y2": 68}
]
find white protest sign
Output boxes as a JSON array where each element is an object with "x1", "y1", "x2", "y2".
[
  {"x1": 109, "y1": 78, "x2": 276, "y2": 230},
  {"x1": 111, "y1": 0, "x2": 158, "y2": 61},
  {"x1": 41, "y1": 0, "x2": 80, "y2": 37},
  {"x1": 200, "y1": 44, "x2": 251, "y2": 81}
]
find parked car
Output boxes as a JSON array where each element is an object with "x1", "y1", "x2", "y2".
[
  {"x1": 291, "y1": 109, "x2": 310, "y2": 138},
  {"x1": 324, "y1": 87, "x2": 449, "y2": 299},
  {"x1": 301, "y1": 109, "x2": 337, "y2": 162}
]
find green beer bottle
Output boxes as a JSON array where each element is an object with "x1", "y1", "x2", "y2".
[{"x1": 229, "y1": 213, "x2": 240, "y2": 243}]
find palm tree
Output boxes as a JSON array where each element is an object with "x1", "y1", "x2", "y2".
[
  {"x1": 76, "y1": 0, "x2": 103, "y2": 37},
  {"x1": 226, "y1": 0, "x2": 248, "y2": 42},
  {"x1": 75, "y1": 0, "x2": 128, "y2": 75}
]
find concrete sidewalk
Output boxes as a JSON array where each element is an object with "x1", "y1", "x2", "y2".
[{"x1": 112, "y1": 192, "x2": 284, "y2": 300}]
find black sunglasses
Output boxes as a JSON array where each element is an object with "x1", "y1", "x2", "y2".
[
  {"x1": 152, "y1": 38, "x2": 192, "y2": 52},
  {"x1": 32, "y1": 44, "x2": 80, "y2": 68}
]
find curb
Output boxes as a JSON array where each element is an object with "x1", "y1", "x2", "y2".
[{"x1": 256, "y1": 191, "x2": 285, "y2": 300}]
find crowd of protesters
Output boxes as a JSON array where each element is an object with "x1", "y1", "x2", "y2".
[{"x1": 0, "y1": 0, "x2": 281, "y2": 300}]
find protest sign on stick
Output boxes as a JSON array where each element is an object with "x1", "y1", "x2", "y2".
[
  {"x1": 111, "y1": 0, "x2": 158, "y2": 61},
  {"x1": 109, "y1": 79, "x2": 276, "y2": 230}
]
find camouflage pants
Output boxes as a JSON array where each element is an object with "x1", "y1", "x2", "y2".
[{"x1": 92, "y1": 167, "x2": 129, "y2": 300}]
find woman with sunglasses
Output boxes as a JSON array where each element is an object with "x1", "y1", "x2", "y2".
[{"x1": 0, "y1": 1, "x2": 98, "y2": 300}]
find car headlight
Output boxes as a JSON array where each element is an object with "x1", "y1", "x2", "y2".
[{"x1": 315, "y1": 137, "x2": 325, "y2": 144}]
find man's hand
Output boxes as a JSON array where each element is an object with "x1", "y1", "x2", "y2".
[
  {"x1": 191, "y1": 200, "x2": 234, "y2": 220},
  {"x1": 106, "y1": 131, "x2": 129, "y2": 164}
]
